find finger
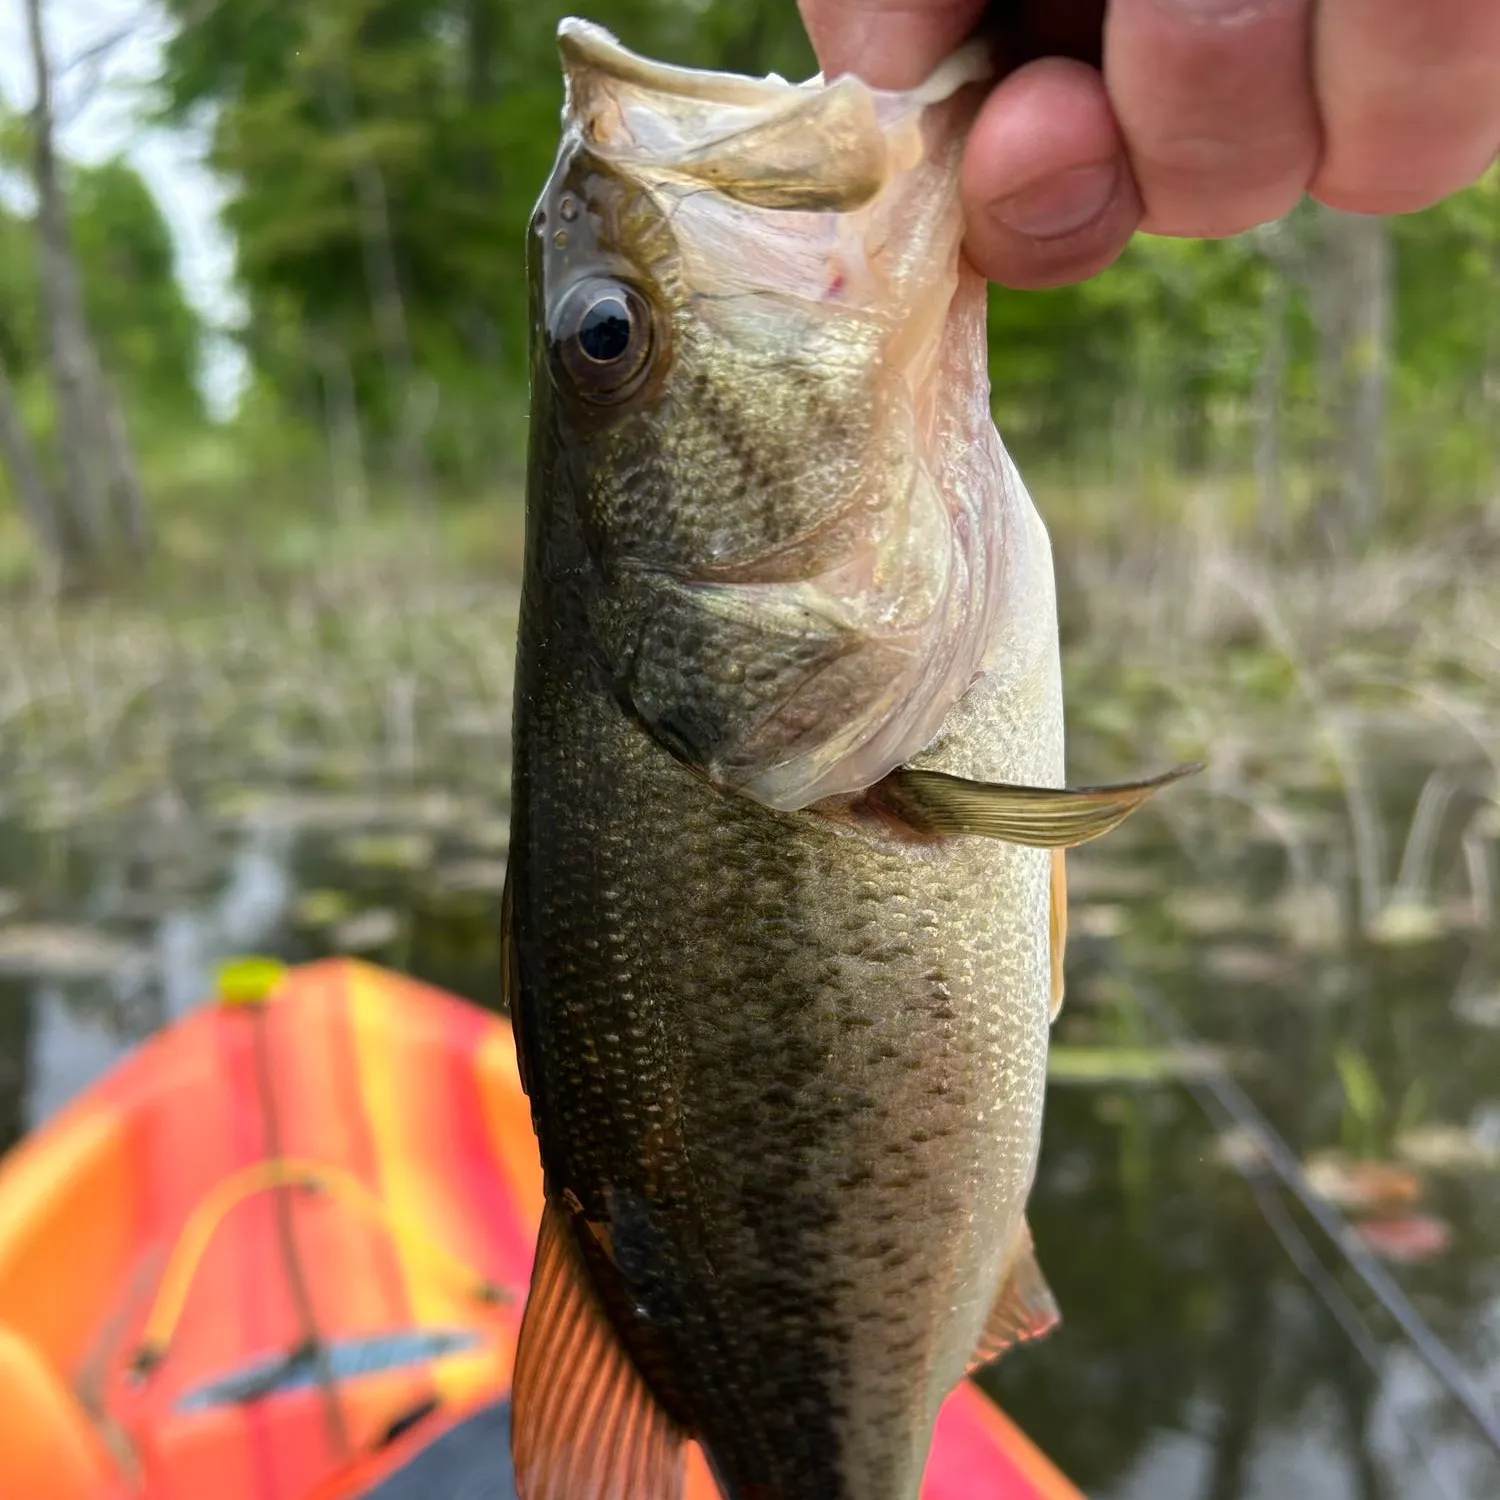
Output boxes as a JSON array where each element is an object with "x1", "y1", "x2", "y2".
[
  {"x1": 1104, "y1": 0, "x2": 1320, "y2": 239},
  {"x1": 1312, "y1": 0, "x2": 1500, "y2": 214},
  {"x1": 796, "y1": 0, "x2": 987, "y2": 90},
  {"x1": 962, "y1": 57, "x2": 1141, "y2": 289}
]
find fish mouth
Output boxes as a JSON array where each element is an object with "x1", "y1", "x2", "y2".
[
  {"x1": 554, "y1": 18, "x2": 889, "y2": 214},
  {"x1": 557, "y1": 16, "x2": 994, "y2": 103},
  {"x1": 555, "y1": 18, "x2": 994, "y2": 215},
  {"x1": 558, "y1": 18, "x2": 813, "y2": 104}
]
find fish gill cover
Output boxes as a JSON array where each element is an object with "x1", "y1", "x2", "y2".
[{"x1": 533, "y1": 21, "x2": 1039, "y2": 812}]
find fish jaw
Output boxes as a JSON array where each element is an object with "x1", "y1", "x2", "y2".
[{"x1": 530, "y1": 23, "x2": 1036, "y2": 812}]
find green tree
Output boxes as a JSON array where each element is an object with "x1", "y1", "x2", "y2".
[
  {"x1": 153, "y1": 0, "x2": 1497, "y2": 517},
  {"x1": 70, "y1": 159, "x2": 202, "y2": 417},
  {"x1": 0, "y1": 155, "x2": 203, "y2": 417},
  {"x1": 0, "y1": 120, "x2": 204, "y2": 584},
  {"x1": 155, "y1": 0, "x2": 813, "y2": 484}
]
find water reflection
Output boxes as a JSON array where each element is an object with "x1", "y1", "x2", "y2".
[
  {"x1": 982, "y1": 811, "x2": 1500, "y2": 1499},
  {"x1": 0, "y1": 579, "x2": 1497, "y2": 1498}
]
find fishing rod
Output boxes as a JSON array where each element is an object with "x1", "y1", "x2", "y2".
[
  {"x1": 1103, "y1": 957, "x2": 1500, "y2": 1466},
  {"x1": 1238, "y1": 1168, "x2": 1467, "y2": 1500}
]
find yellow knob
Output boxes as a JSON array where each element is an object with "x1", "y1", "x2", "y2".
[{"x1": 216, "y1": 957, "x2": 288, "y2": 1008}]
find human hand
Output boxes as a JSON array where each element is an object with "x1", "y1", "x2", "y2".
[{"x1": 797, "y1": 0, "x2": 1500, "y2": 289}]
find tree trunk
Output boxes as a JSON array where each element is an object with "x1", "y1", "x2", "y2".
[
  {"x1": 465, "y1": 0, "x2": 499, "y2": 118},
  {"x1": 1254, "y1": 265, "x2": 1289, "y2": 544},
  {"x1": 25, "y1": 0, "x2": 107, "y2": 556},
  {"x1": 316, "y1": 331, "x2": 370, "y2": 528},
  {"x1": 460, "y1": 0, "x2": 504, "y2": 372},
  {"x1": 322, "y1": 59, "x2": 433, "y2": 523},
  {"x1": 92, "y1": 352, "x2": 150, "y2": 557},
  {"x1": 1308, "y1": 208, "x2": 1392, "y2": 553},
  {"x1": 24, "y1": 0, "x2": 149, "y2": 565},
  {"x1": 0, "y1": 350, "x2": 71, "y2": 590}
]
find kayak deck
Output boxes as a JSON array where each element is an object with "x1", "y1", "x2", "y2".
[{"x1": 0, "y1": 958, "x2": 1081, "y2": 1500}]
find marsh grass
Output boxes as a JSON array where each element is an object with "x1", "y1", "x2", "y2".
[
  {"x1": 1062, "y1": 518, "x2": 1500, "y2": 950},
  {"x1": 2, "y1": 496, "x2": 1497, "y2": 944}
]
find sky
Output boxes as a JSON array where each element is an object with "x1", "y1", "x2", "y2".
[{"x1": 0, "y1": 0, "x2": 246, "y2": 414}]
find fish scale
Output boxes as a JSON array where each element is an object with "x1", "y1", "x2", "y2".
[
  {"x1": 511, "y1": 566, "x2": 1058, "y2": 1500},
  {"x1": 505, "y1": 19, "x2": 1194, "y2": 1500}
]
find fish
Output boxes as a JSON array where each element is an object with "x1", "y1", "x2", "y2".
[{"x1": 503, "y1": 19, "x2": 1198, "y2": 1500}]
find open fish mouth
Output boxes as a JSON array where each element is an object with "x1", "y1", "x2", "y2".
[
  {"x1": 559, "y1": 18, "x2": 820, "y2": 104},
  {"x1": 534, "y1": 22, "x2": 1023, "y2": 812},
  {"x1": 556, "y1": 18, "x2": 992, "y2": 168}
]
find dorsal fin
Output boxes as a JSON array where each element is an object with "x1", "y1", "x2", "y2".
[
  {"x1": 513, "y1": 1200, "x2": 687, "y2": 1500},
  {"x1": 877, "y1": 762, "x2": 1202, "y2": 847},
  {"x1": 1049, "y1": 849, "x2": 1067, "y2": 1022},
  {"x1": 967, "y1": 1222, "x2": 1060, "y2": 1373}
]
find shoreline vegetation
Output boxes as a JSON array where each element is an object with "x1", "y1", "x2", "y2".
[
  {"x1": 1, "y1": 8, "x2": 1498, "y2": 1491},
  {"x1": 0, "y1": 1, "x2": 1496, "y2": 602},
  {"x1": 2, "y1": 494, "x2": 1493, "y2": 945}
]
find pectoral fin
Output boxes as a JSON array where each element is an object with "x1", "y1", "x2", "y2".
[
  {"x1": 968, "y1": 1222, "x2": 1060, "y2": 1373},
  {"x1": 513, "y1": 1200, "x2": 686, "y2": 1500},
  {"x1": 1049, "y1": 849, "x2": 1067, "y2": 1022},
  {"x1": 877, "y1": 762, "x2": 1202, "y2": 847}
]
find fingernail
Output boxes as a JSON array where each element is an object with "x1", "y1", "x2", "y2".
[
  {"x1": 1159, "y1": 0, "x2": 1267, "y2": 15},
  {"x1": 992, "y1": 162, "x2": 1120, "y2": 241}
]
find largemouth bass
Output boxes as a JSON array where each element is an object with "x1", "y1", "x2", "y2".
[{"x1": 505, "y1": 20, "x2": 1195, "y2": 1500}]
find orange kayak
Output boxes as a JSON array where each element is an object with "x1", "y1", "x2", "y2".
[{"x1": 0, "y1": 959, "x2": 1082, "y2": 1500}]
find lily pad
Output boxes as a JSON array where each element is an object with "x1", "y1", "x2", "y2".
[
  {"x1": 292, "y1": 889, "x2": 356, "y2": 929},
  {"x1": 337, "y1": 832, "x2": 435, "y2": 874},
  {"x1": 1214, "y1": 1126, "x2": 1269, "y2": 1175},
  {"x1": 0, "y1": 924, "x2": 153, "y2": 981},
  {"x1": 1063, "y1": 861, "x2": 1145, "y2": 901},
  {"x1": 1073, "y1": 904, "x2": 1130, "y2": 940},
  {"x1": 1351, "y1": 1214, "x2": 1451, "y2": 1265},
  {"x1": 1394, "y1": 1123, "x2": 1500, "y2": 1174},
  {"x1": 1367, "y1": 901, "x2": 1445, "y2": 947},
  {"x1": 331, "y1": 907, "x2": 404, "y2": 953},
  {"x1": 1047, "y1": 1043, "x2": 1227, "y2": 1086},
  {"x1": 430, "y1": 859, "x2": 508, "y2": 896},
  {"x1": 461, "y1": 820, "x2": 511, "y2": 856},
  {"x1": 1165, "y1": 891, "x2": 1256, "y2": 936},
  {"x1": 212, "y1": 788, "x2": 387, "y2": 831},
  {"x1": 213, "y1": 788, "x2": 468, "y2": 836},
  {"x1": 1303, "y1": 1151, "x2": 1422, "y2": 1214},
  {"x1": 1270, "y1": 888, "x2": 1344, "y2": 954},
  {"x1": 1202, "y1": 944, "x2": 1297, "y2": 987}
]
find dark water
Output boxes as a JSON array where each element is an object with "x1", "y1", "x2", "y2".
[{"x1": 1, "y1": 627, "x2": 1497, "y2": 1500}]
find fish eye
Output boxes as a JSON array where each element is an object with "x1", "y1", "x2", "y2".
[{"x1": 552, "y1": 278, "x2": 657, "y2": 406}]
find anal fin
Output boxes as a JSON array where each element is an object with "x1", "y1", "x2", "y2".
[
  {"x1": 1049, "y1": 849, "x2": 1067, "y2": 1023},
  {"x1": 513, "y1": 1199, "x2": 686, "y2": 1500},
  {"x1": 967, "y1": 1222, "x2": 1060, "y2": 1373}
]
